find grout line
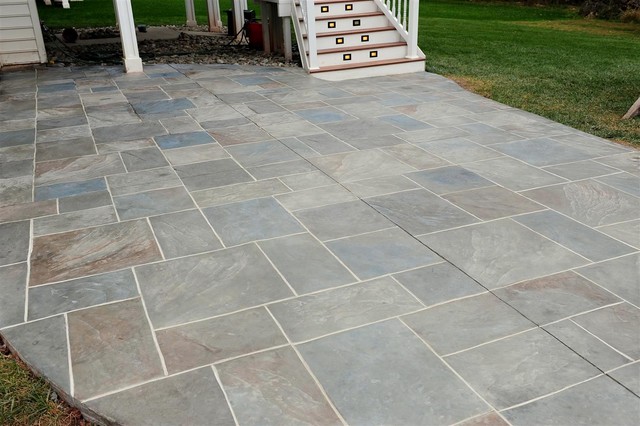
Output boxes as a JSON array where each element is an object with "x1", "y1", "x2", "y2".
[
  {"x1": 497, "y1": 374, "x2": 604, "y2": 413},
  {"x1": 132, "y1": 268, "x2": 169, "y2": 376},
  {"x1": 63, "y1": 313, "x2": 75, "y2": 397},
  {"x1": 145, "y1": 217, "x2": 166, "y2": 260},
  {"x1": 399, "y1": 318, "x2": 508, "y2": 423},
  {"x1": 321, "y1": 225, "x2": 398, "y2": 243},
  {"x1": 264, "y1": 306, "x2": 348, "y2": 426},
  {"x1": 568, "y1": 319, "x2": 635, "y2": 362},
  {"x1": 254, "y1": 242, "x2": 298, "y2": 297},
  {"x1": 540, "y1": 301, "x2": 625, "y2": 328},
  {"x1": 442, "y1": 327, "x2": 538, "y2": 358},
  {"x1": 389, "y1": 275, "x2": 427, "y2": 308},
  {"x1": 450, "y1": 410, "x2": 508, "y2": 426},
  {"x1": 23, "y1": 219, "x2": 34, "y2": 322},
  {"x1": 211, "y1": 365, "x2": 241, "y2": 426},
  {"x1": 210, "y1": 343, "x2": 291, "y2": 367}
]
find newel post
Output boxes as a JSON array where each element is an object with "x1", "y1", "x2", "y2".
[{"x1": 407, "y1": 0, "x2": 419, "y2": 58}]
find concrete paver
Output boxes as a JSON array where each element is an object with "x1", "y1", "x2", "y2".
[{"x1": 0, "y1": 64, "x2": 638, "y2": 425}]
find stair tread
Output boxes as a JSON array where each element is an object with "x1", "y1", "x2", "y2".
[
  {"x1": 315, "y1": 41, "x2": 407, "y2": 55},
  {"x1": 310, "y1": 57, "x2": 424, "y2": 73},
  {"x1": 314, "y1": 11, "x2": 384, "y2": 20},
  {"x1": 312, "y1": 25, "x2": 396, "y2": 38}
]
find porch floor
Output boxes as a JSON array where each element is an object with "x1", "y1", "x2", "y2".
[{"x1": 0, "y1": 64, "x2": 639, "y2": 425}]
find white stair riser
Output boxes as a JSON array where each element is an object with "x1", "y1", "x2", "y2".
[
  {"x1": 312, "y1": 60, "x2": 425, "y2": 81},
  {"x1": 317, "y1": 45, "x2": 408, "y2": 67},
  {"x1": 314, "y1": 30, "x2": 402, "y2": 50},
  {"x1": 314, "y1": 15, "x2": 389, "y2": 33},
  {"x1": 314, "y1": 1, "x2": 379, "y2": 16}
]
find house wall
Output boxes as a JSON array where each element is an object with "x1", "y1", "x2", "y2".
[{"x1": 0, "y1": 0, "x2": 47, "y2": 67}]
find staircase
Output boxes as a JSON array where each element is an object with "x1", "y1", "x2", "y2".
[{"x1": 292, "y1": 0, "x2": 425, "y2": 80}]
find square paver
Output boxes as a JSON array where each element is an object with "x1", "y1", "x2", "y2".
[
  {"x1": 572, "y1": 303, "x2": 640, "y2": 359},
  {"x1": 514, "y1": 210, "x2": 636, "y2": 262},
  {"x1": 149, "y1": 209, "x2": 222, "y2": 258},
  {"x1": 156, "y1": 307, "x2": 287, "y2": 373},
  {"x1": 86, "y1": 367, "x2": 235, "y2": 425},
  {"x1": 297, "y1": 320, "x2": 489, "y2": 425},
  {"x1": 217, "y1": 347, "x2": 341, "y2": 425},
  {"x1": 494, "y1": 271, "x2": 621, "y2": 325},
  {"x1": 381, "y1": 143, "x2": 450, "y2": 170},
  {"x1": 417, "y1": 137, "x2": 502, "y2": 164},
  {"x1": 114, "y1": 186, "x2": 195, "y2": 220},
  {"x1": 576, "y1": 253, "x2": 640, "y2": 306},
  {"x1": 270, "y1": 277, "x2": 422, "y2": 342},
  {"x1": 136, "y1": 244, "x2": 294, "y2": 328},
  {"x1": 420, "y1": 219, "x2": 588, "y2": 289},
  {"x1": 406, "y1": 166, "x2": 494, "y2": 195},
  {"x1": 403, "y1": 292, "x2": 534, "y2": 355},
  {"x1": 203, "y1": 197, "x2": 303, "y2": 245},
  {"x1": 521, "y1": 180, "x2": 640, "y2": 227},
  {"x1": 258, "y1": 233, "x2": 354, "y2": 294},
  {"x1": 311, "y1": 150, "x2": 414, "y2": 183},
  {"x1": 68, "y1": 299, "x2": 164, "y2": 400},
  {"x1": 35, "y1": 137, "x2": 96, "y2": 162},
  {"x1": 502, "y1": 376, "x2": 640, "y2": 426},
  {"x1": 367, "y1": 189, "x2": 479, "y2": 235},
  {"x1": 293, "y1": 200, "x2": 393, "y2": 241},
  {"x1": 326, "y1": 227, "x2": 441, "y2": 280},
  {"x1": 107, "y1": 167, "x2": 181, "y2": 196},
  {"x1": 446, "y1": 329, "x2": 600, "y2": 409},
  {"x1": 120, "y1": 147, "x2": 168, "y2": 172}
]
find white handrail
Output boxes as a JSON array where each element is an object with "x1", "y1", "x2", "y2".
[{"x1": 375, "y1": 0, "x2": 420, "y2": 58}]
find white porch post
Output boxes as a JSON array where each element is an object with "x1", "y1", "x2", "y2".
[
  {"x1": 260, "y1": 2, "x2": 271, "y2": 54},
  {"x1": 206, "y1": 0, "x2": 222, "y2": 31},
  {"x1": 407, "y1": 0, "x2": 419, "y2": 58},
  {"x1": 185, "y1": 0, "x2": 197, "y2": 27},
  {"x1": 113, "y1": 0, "x2": 143, "y2": 72},
  {"x1": 282, "y1": 16, "x2": 292, "y2": 61},
  {"x1": 232, "y1": 0, "x2": 244, "y2": 41}
]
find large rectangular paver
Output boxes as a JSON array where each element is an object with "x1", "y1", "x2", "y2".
[
  {"x1": 114, "y1": 186, "x2": 195, "y2": 220},
  {"x1": 298, "y1": 320, "x2": 489, "y2": 425},
  {"x1": 30, "y1": 220, "x2": 162, "y2": 286},
  {"x1": 421, "y1": 219, "x2": 588, "y2": 289},
  {"x1": 270, "y1": 277, "x2": 422, "y2": 342},
  {"x1": 0, "y1": 263, "x2": 27, "y2": 328},
  {"x1": 136, "y1": 245, "x2": 293, "y2": 329},
  {"x1": 446, "y1": 329, "x2": 600, "y2": 409},
  {"x1": 311, "y1": 150, "x2": 414, "y2": 183},
  {"x1": 174, "y1": 158, "x2": 253, "y2": 191}
]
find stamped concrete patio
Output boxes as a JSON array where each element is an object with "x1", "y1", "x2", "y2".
[{"x1": 0, "y1": 64, "x2": 639, "y2": 425}]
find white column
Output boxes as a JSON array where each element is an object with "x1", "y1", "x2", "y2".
[
  {"x1": 282, "y1": 16, "x2": 291, "y2": 61},
  {"x1": 185, "y1": 0, "x2": 197, "y2": 27},
  {"x1": 232, "y1": 0, "x2": 244, "y2": 41},
  {"x1": 113, "y1": 0, "x2": 143, "y2": 73},
  {"x1": 206, "y1": 0, "x2": 222, "y2": 31},
  {"x1": 407, "y1": 0, "x2": 419, "y2": 58},
  {"x1": 61, "y1": 0, "x2": 70, "y2": 8}
]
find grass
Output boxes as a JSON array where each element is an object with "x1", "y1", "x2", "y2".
[
  {"x1": 34, "y1": 1, "x2": 640, "y2": 144},
  {"x1": 0, "y1": 339, "x2": 85, "y2": 425}
]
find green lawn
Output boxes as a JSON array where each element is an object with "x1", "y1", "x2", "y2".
[{"x1": 36, "y1": 0, "x2": 640, "y2": 144}]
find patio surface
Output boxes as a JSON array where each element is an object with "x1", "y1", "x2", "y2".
[{"x1": 0, "y1": 64, "x2": 639, "y2": 425}]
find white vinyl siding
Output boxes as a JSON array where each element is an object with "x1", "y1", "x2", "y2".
[{"x1": 0, "y1": 0, "x2": 47, "y2": 67}]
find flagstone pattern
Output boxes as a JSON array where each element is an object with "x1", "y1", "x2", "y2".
[{"x1": 0, "y1": 64, "x2": 638, "y2": 425}]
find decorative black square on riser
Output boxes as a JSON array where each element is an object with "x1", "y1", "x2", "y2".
[
  {"x1": 336, "y1": 37, "x2": 344, "y2": 45},
  {"x1": 353, "y1": 19, "x2": 361, "y2": 26},
  {"x1": 345, "y1": 4, "x2": 353, "y2": 10},
  {"x1": 361, "y1": 35, "x2": 369, "y2": 42},
  {"x1": 370, "y1": 51, "x2": 378, "y2": 58},
  {"x1": 343, "y1": 54, "x2": 352, "y2": 61},
  {"x1": 321, "y1": 6, "x2": 329, "y2": 13},
  {"x1": 328, "y1": 21, "x2": 336, "y2": 28}
]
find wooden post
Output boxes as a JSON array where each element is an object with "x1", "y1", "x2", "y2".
[
  {"x1": 282, "y1": 16, "x2": 292, "y2": 62},
  {"x1": 622, "y1": 96, "x2": 640, "y2": 120}
]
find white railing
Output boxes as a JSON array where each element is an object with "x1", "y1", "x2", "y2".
[
  {"x1": 299, "y1": 0, "x2": 319, "y2": 70},
  {"x1": 375, "y1": 0, "x2": 420, "y2": 58}
]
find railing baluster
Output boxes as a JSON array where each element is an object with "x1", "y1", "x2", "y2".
[{"x1": 402, "y1": 0, "x2": 408, "y2": 29}]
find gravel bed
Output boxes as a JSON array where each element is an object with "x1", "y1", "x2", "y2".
[{"x1": 44, "y1": 25, "x2": 301, "y2": 69}]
